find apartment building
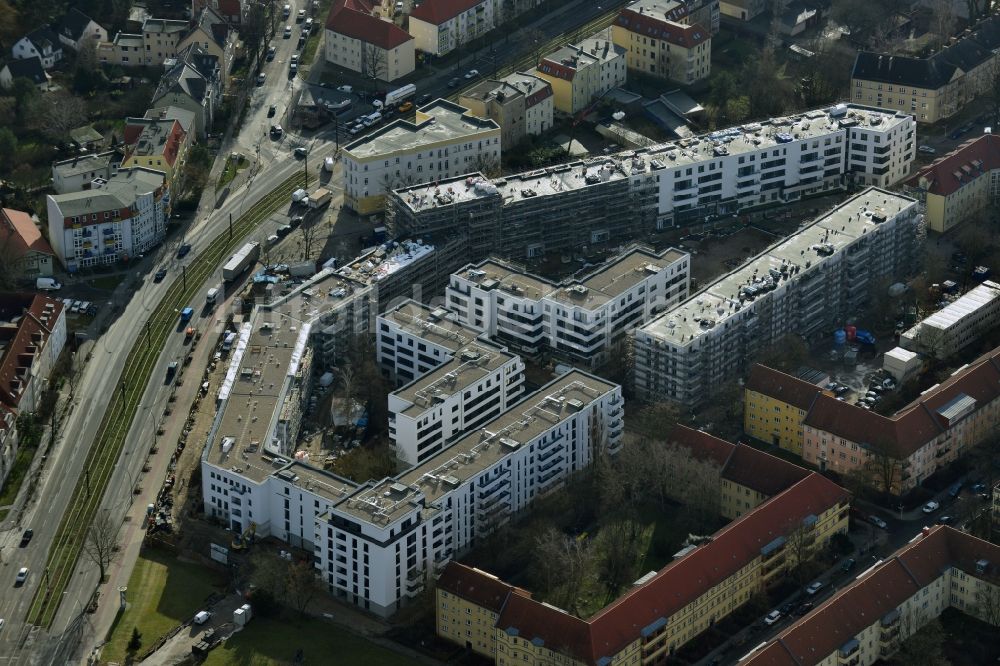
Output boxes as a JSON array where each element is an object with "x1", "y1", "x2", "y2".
[
  {"x1": 0, "y1": 208, "x2": 55, "y2": 278},
  {"x1": 851, "y1": 15, "x2": 1000, "y2": 123},
  {"x1": 612, "y1": 0, "x2": 712, "y2": 84},
  {"x1": 436, "y1": 439, "x2": 848, "y2": 663},
  {"x1": 904, "y1": 133, "x2": 1000, "y2": 234},
  {"x1": 121, "y1": 116, "x2": 191, "y2": 185},
  {"x1": 743, "y1": 526, "x2": 1000, "y2": 666},
  {"x1": 51, "y1": 151, "x2": 121, "y2": 194},
  {"x1": 409, "y1": 0, "x2": 494, "y2": 56},
  {"x1": 151, "y1": 46, "x2": 222, "y2": 138},
  {"x1": 387, "y1": 104, "x2": 916, "y2": 263},
  {"x1": 325, "y1": 0, "x2": 415, "y2": 83},
  {"x1": 445, "y1": 246, "x2": 689, "y2": 368},
  {"x1": 458, "y1": 72, "x2": 553, "y2": 147},
  {"x1": 634, "y1": 188, "x2": 919, "y2": 407},
  {"x1": 343, "y1": 100, "x2": 500, "y2": 215},
  {"x1": 378, "y1": 300, "x2": 525, "y2": 465},
  {"x1": 0, "y1": 294, "x2": 66, "y2": 489},
  {"x1": 744, "y1": 364, "x2": 829, "y2": 455},
  {"x1": 46, "y1": 167, "x2": 169, "y2": 271},
  {"x1": 900, "y1": 281, "x2": 1000, "y2": 360},
  {"x1": 177, "y1": 7, "x2": 235, "y2": 76},
  {"x1": 103, "y1": 18, "x2": 189, "y2": 66},
  {"x1": 534, "y1": 36, "x2": 626, "y2": 115}
]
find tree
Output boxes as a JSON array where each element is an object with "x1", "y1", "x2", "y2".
[
  {"x1": 930, "y1": 1, "x2": 957, "y2": 49},
  {"x1": 284, "y1": 560, "x2": 318, "y2": 616},
  {"x1": 361, "y1": 42, "x2": 387, "y2": 86},
  {"x1": 724, "y1": 96, "x2": 751, "y2": 124},
  {"x1": 127, "y1": 627, "x2": 142, "y2": 652},
  {"x1": 597, "y1": 519, "x2": 641, "y2": 601},
  {"x1": 973, "y1": 578, "x2": 1000, "y2": 626},
  {"x1": 10, "y1": 77, "x2": 40, "y2": 125},
  {"x1": 83, "y1": 510, "x2": 120, "y2": 582},
  {"x1": 891, "y1": 616, "x2": 948, "y2": 666},
  {"x1": 862, "y1": 438, "x2": 904, "y2": 496},
  {"x1": 38, "y1": 91, "x2": 88, "y2": 142},
  {"x1": 0, "y1": 126, "x2": 17, "y2": 172},
  {"x1": 473, "y1": 153, "x2": 502, "y2": 178},
  {"x1": 523, "y1": 28, "x2": 548, "y2": 65},
  {"x1": 0, "y1": 0, "x2": 18, "y2": 50}
]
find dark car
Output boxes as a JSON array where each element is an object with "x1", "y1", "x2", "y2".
[
  {"x1": 19, "y1": 529, "x2": 33, "y2": 547},
  {"x1": 268, "y1": 104, "x2": 277, "y2": 117},
  {"x1": 938, "y1": 515, "x2": 953, "y2": 524},
  {"x1": 154, "y1": 268, "x2": 168, "y2": 282},
  {"x1": 794, "y1": 602, "x2": 814, "y2": 616},
  {"x1": 948, "y1": 481, "x2": 963, "y2": 498},
  {"x1": 780, "y1": 603, "x2": 795, "y2": 615},
  {"x1": 289, "y1": 216, "x2": 303, "y2": 228},
  {"x1": 448, "y1": 77, "x2": 460, "y2": 88},
  {"x1": 842, "y1": 558, "x2": 857, "y2": 572},
  {"x1": 176, "y1": 243, "x2": 192, "y2": 258},
  {"x1": 416, "y1": 94, "x2": 432, "y2": 105}
]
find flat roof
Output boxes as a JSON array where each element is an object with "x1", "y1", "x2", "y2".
[
  {"x1": 905, "y1": 280, "x2": 1000, "y2": 335},
  {"x1": 337, "y1": 370, "x2": 618, "y2": 525},
  {"x1": 344, "y1": 100, "x2": 498, "y2": 159},
  {"x1": 641, "y1": 188, "x2": 916, "y2": 345},
  {"x1": 395, "y1": 340, "x2": 515, "y2": 417},
  {"x1": 392, "y1": 104, "x2": 910, "y2": 212},
  {"x1": 52, "y1": 152, "x2": 116, "y2": 178},
  {"x1": 381, "y1": 299, "x2": 481, "y2": 353}
]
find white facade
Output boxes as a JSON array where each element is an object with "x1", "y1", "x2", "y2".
[
  {"x1": 323, "y1": 23, "x2": 415, "y2": 82},
  {"x1": 51, "y1": 151, "x2": 120, "y2": 194},
  {"x1": 408, "y1": 0, "x2": 494, "y2": 56},
  {"x1": 901, "y1": 280, "x2": 1000, "y2": 360},
  {"x1": 12, "y1": 32, "x2": 62, "y2": 69},
  {"x1": 446, "y1": 246, "x2": 690, "y2": 368},
  {"x1": 634, "y1": 188, "x2": 920, "y2": 407},
  {"x1": 46, "y1": 168, "x2": 168, "y2": 271}
]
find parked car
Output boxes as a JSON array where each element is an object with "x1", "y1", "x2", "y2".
[
  {"x1": 870, "y1": 516, "x2": 888, "y2": 530},
  {"x1": 268, "y1": 104, "x2": 276, "y2": 117},
  {"x1": 291, "y1": 54, "x2": 299, "y2": 64},
  {"x1": 289, "y1": 62, "x2": 297, "y2": 74},
  {"x1": 922, "y1": 500, "x2": 940, "y2": 513},
  {"x1": 764, "y1": 610, "x2": 782, "y2": 626},
  {"x1": 465, "y1": 69, "x2": 479, "y2": 79},
  {"x1": 805, "y1": 581, "x2": 823, "y2": 595},
  {"x1": 337, "y1": 85, "x2": 353, "y2": 93},
  {"x1": 176, "y1": 243, "x2": 192, "y2": 258},
  {"x1": 917, "y1": 145, "x2": 936, "y2": 155},
  {"x1": 971, "y1": 482, "x2": 986, "y2": 494},
  {"x1": 794, "y1": 602, "x2": 814, "y2": 616},
  {"x1": 398, "y1": 101, "x2": 414, "y2": 113},
  {"x1": 297, "y1": 8, "x2": 306, "y2": 20},
  {"x1": 256, "y1": 72, "x2": 266, "y2": 85},
  {"x1": 416, "y1": 94, "x2": 432, "y2": 105},
  {"x1": 154, "y1": 268, "x2": 168, "y2": 282},
  {"x1": 938, "y1": 515, "x2": 953, "y2": 524},
  {"x1": 842, "y1": 558, "x2": 857, "y2": 572},
  {"x1": 448, "y1": 77, "x2": 460, "y2": 88},
  {"x1": 947, "y1": 481, "x2": 962, "y2": 498},
  {"x1": 283, "y1": 25, "x2": 292, "y2": 38},
  {"x1": 267, "y1": 45, "x2": 276, "y2": 60},
  {"x1": 270, "y1": 124, "x2": 284, "y2": 138}
]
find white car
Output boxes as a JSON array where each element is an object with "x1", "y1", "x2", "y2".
[
  {"x1": 337, "y1": 85, "x2": 353, "y2": 93},
  {"x1": 870, "y1": 516, "x2": 888, "y2": 530},
  {"x1": 465, "y1": 69, "x2": 480, "y2": 79},
  {"x1": 917, "y1": 145, "x2": 936, "y2": 155},
  {"x1": 0, "y1": 618, "x2": 5, "y2": 630},
  {"x1": 283, "y1": 25, "x2": 292, "y2": 38},
  {"x1": 291, "y1": 54, "x2": 299, "y2": 64},
  {"x1": 14, "y1": 567, "x2": 28, "y2": 586},
  {"x1": 764, "y1": 610, "x2": 782, "y2": 626},
  {"x1": 922, "y1": 500, "x2": 940, "y2": 513},
  {"x1": 805, "y1": 581, "x2": 823, "y2": 595}
]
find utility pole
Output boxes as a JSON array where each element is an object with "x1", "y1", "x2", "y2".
[
  {"x1": 229, "y1": 212, "x2": 233, "y2": 238},
  {"x1": 182, "y1": 264, "x2": 187, "y2": 289},
  {"x1": 145, "y1": 320, "x2": 151, "y2": 349}
]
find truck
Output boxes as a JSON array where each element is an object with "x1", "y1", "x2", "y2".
[
  {"x1": 222, "y1": 242, "x2": 261, "y2": 282},
  {"x1": 180, "y1": 307, "x2": 194, "y2": 323},
  {"x1": 309, "y1": 188, "x2": 332, "y2": 209},
  {"x1": 36, "y1": 277, "x2": 62, "y2": 291},
  {"x1": 206, "y1": 287, "x2": 220, "y2": 306},
  {"x1": 384, "y1": 83, "x2": 416, "y2": 108},
  {"x1": 165, "y1": 361, "x2": 178, "y2": 384},
  {"x1": 291, "y1": 188, "x2": 309, "y2": 204}
]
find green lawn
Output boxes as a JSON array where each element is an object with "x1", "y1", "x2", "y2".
[
  {"x1": 102, "y1": 549, "x2": 226, "y2": 664},
  {"x1": 204, "y1": 616, "x2": 420, "y2": 666}
]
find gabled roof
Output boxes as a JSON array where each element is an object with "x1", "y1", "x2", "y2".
[
  {"x1": 746, "y1": 364, "x2": 823, "y2": 412},
  {"x1": 326, "y1": 0, "x2": 413, "y2": 51},
  {"x1": 57, "y1": 8, "x2": 102, "y2": 43},
  {"x1": 23, "y1": 27, "x2": 62, "y2": 54},
  {"x1": 905, "y1": 133, "x2": 1000, "y2": 197},
  {"x1": 216, "y1": 0, "x2": 243, "y2": 20},
  {"x1": 188, "y1": 6, "x2": 230, "y2": 48},
  {"x1": 410, "y1": 0, "x2": 485, "y2": 25},
  {"x1": 615, "y1": 7, "x2": 709, "y2": 48},
  {"x1": 0, "y1": 294, "x2": 64, "y2": 410},
  {"x1": 3, "y1": 56, "x2": 47, "y2": 85},
  {"x1": 153, "y1": 61, "x2": 209, "y2": 104},
  {"x1": 437, "y1": 562, "x2": 525, "y2": 613},
  {"x1": 499, "y1": 592, "x2": 593, "y2": 662},
  {"x1": 178, "y1": 43, "x2": 220, "y2": 81},
  {"x1": 0, "y1": 209, "x2": 54, "y2": 260},
  {"x1": 744, "y1": 527, "x2": 1000, "y2": 666}
]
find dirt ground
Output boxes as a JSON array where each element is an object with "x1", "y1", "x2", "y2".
[{"x1": 686, "y1": 227, "x2": 777, "y2": 287}]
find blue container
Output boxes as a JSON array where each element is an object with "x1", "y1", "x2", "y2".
[{"x1": 834, "y1": 329, "x2": 847, "y2": 346}]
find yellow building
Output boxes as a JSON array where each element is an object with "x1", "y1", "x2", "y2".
[
  {"x1": 611, "y1": 0, "x2": 712, "y2": 84},
  {"x1": 533, "y1": 36, "x2": 626, "y2": 115},
  {"x1": 851, "y1": 16, "x2": 1000, "y2": 124},
  {"x1": 744, "y1": 526, "x2": 1000, "y2": 666},
  {"x1": 904, "y1": 133, "x2": 1000, "y2": 234},
  {"x1": 120, "y1": 116, "x2": 190, "y2": 186},
  {"x1": 436, "y1": 428, "x2": 850, "y2": 665},
  {"x1": 743, "y1": 364, "x2": 826, "y2": 456}
]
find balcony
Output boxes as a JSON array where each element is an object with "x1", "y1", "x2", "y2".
[{"x1": 405, "y1": 573, "x2": 425, "y2": 597}]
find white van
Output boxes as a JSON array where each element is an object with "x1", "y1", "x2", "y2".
[{"x1": 363, "y1": 112, "x2": 382, "y2": 127}]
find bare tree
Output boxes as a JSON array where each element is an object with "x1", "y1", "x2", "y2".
[
  {"x1": 973, "y1": 578, "x2": 1000, "y2": 625},
  {"x1": 284, "y1": 560, "x2": 319, "y2": 615},
  {"x1": 473, "y1": 153, "x2": 502, "y2": 178},
  {"x1": 597, "y1": 519, "x2": 641, "y2": 601},
  {"x1": 361, "y1": 42, "x2": 387, "y2": 86},
  {"x1": 893, "y1": 614, "x2": 948, "y2": 666},
  {"x1": 930, "y1": 1, "x2": 957, "y2": 49},
  {"x1": 862, "y1": 438, "x2": 904, "y2": 496},
  {"x1": 299, "y1": 222, "x2": 320, "y2": 261},
  {"x1": 38, "y1": 91, "x2": 88, "y2": 142},
  {"x1": 532, "y1": 527, "x2": 593, "y2": 612},
  {"x1": 83, "y1": 510, "x2": 120, "y2": 582}
]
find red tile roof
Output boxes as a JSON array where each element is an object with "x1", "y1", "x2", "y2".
[
  {"x1": 0, "y1": 209, "x2": 54, "y2": 260},
  {"x1": 615, "y1": 8, "x2": 709, "y2": 48},
  {"x1": 666, "y1": 424, "x2": 735, "y2": 467},
  {"x1": 410, "y1": 0, "x2": 485, "y2": 25},
  {"x1": 498, "y1": 592, "x2": 593, "y2": 661},
  {"x1": 326, "y1": 0, "x2": 413, "y2": 50},
  {"x1": 437, "y1": 562, "x2": 525, "y2": 613},
  {"x1": 216, "y1": 0, "x2": 242, "y2": 20},
  {"x1": 0, "y1": 293, "x2": 64, "y2": 411},
  {"x1": 746, "y1": 364, "x2": 823, "y2": 412},
  {"x1": 537, "y1": 58, "x2": 577, "y2": 81},
  {"x1": 905, "y1": 133, "x2": 1000, "y2": 197},
  {"x1": 744, "y1": 526, "x2": 1000, "y2": 666}
]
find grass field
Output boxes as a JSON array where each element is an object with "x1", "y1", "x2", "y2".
[
  {"x1": 101, "y1": 550, "x2": 225, "y2": 664},
  {"x1": 203, "y1": 617, "x2": 420, "y2": 666}
]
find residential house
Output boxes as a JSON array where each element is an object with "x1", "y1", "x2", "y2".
[
  {"x1": 0, "y1": 294, "x2": 66, "y2": 489},
  {"x1": 612, "y1": 0, "x2": 712, "y2": 84},
  {"x1": 151, "y1": 53, "x2": 220, "y2": 137},
  {"x1": 851, "y1": 14, "x2": 1000, "y2": 123},
  {"x1": 55, "y1": 8, "x2": 108, "y2": 52},
  {"x1": 903, "y1": 133, "x2": 1000, "y2": 233},
  {"x1": 325, "y1": 0, "x2": 415, "y2": 82},
  {"x1": 177, "y1": 7, "x2": 236, "y2": 76},
  {"x1": 51, "y1": 151, "x2": 122, "y2": 194},
  {"x1": 744, "y1": 364, "x2": 829, "y2": 456},
  {"x1": 121, "y1": 116, "x2": 191, "y2": 185},
  {"x1": 0, "y1": 57, "x2": 49, "y2": 90},
  {"x1": 12, "y1": 28, "x2": 63, "y2": 69},
  {"x1": 0, "y1": 209, "x2": 56, "y2": 278},
  {"x1": 46, "y1": 167, "x2": 169, "y2": 271},
  {"x1": 743, "y1": 526, "x2": 1000, "y2": 666},
  {"x1": 408, "y1": 0, "x2": 494, "y2": 57},
  {"x1": 458, "y1": 71, "x2": 553, "y2": 146},
  {"x1": 534, "y1": 35, "x2": 626, "y2": 115},
  {"x1": 193, "y1": 0, "x2": 247, "y2": 24}
]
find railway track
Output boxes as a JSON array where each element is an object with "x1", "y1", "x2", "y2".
[{"x1": 26, "y1": 171, "x2": 307, "y2": 629}]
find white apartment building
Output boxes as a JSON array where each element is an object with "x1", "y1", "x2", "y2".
[
  {"x1": 533, "y1": 35, "x2": 627, "y2": 115},
  {"x1": 379, "y1": 300, "x2": 525, "y2": 464},
  {"x1": 342, "y1": 99, "x2": 500, "y2": 215},
  {"x1": 409, "y1": 0, "x2": 494, "y2": 56},
  {"x1": 901, "y1": 280, "x2": 1000, "y2": 360},
  {"x1": 51, "y1": 151, "x2": 121, "y2": 194},
  {"x1": 324, "y1": 0, "x2": 415, "y2": 82},
  {"x1": 46, "y1": 167, "x2": 169, "y2": 271},
  {"x1": 634, "y1": 188, "x2": 920, "y2": 406},
  {"x1": 445, "y1": 246, "x2": 690, "y2": 368}
]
